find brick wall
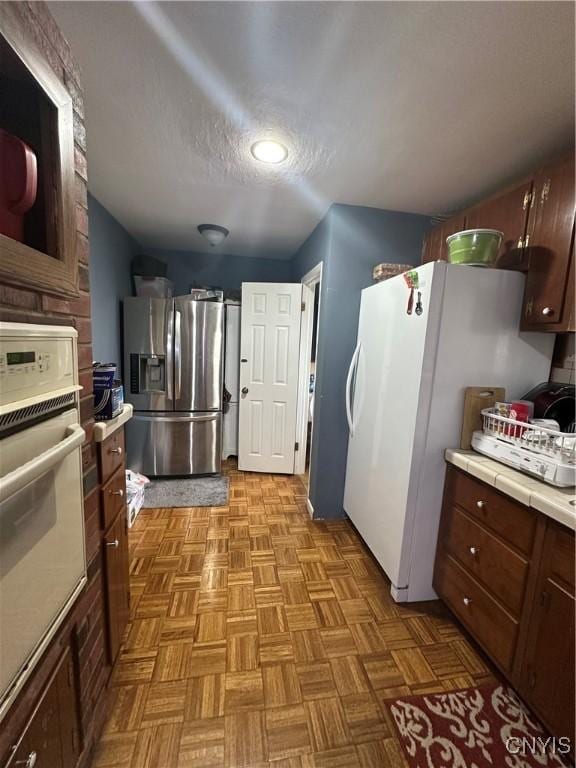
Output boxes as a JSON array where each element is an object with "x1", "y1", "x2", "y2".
[{"x1": 0, "y1": 3, "x2": 109, "y2": 763}]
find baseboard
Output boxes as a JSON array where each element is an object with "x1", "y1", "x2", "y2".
[{"x1": 306, "y1": 497, "x2": 314, "y2": 518}]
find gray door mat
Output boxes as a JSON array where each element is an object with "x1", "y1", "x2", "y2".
[{"x1": 143, "y1": 475, "x2": 229, "y2": 508}]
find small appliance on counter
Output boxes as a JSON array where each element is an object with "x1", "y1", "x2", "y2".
[
  {"x1": 522, "y1": 382, "x2": 576, "y2": 431},
  {"x1": 471, "y1": 383, "x2": 576, "y2": 487},
  {"x1": 93, "y1": 362, "x2": 124, "y2": 421}
]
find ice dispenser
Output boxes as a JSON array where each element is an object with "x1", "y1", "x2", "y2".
[{"x1": 130, "y1": 353, "x2": 166, "y2": 393}]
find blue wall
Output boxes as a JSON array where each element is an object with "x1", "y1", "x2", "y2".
[
  {"x1": 88, "y1": 194, "x2": 139, "y2": 365},
  {"x1": 87, "y1": 194, "x2": 430, "y2": 521},
  {"x1": 292, "y1": 204, "x2": 431, "y2": 519},
  {"x1": 151, "y1": 249, "x2": 292, "y2": 293}
]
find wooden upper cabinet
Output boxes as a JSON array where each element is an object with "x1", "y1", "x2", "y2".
[
  {"x1": 421, "y1": 215, "x2": 466, "y2": 264},
  {"x1": 422, "y1": 226, "x2": 440, "y2": 264},
  {"x1": 464, "y1": 180, "x2": 533, "y2": 270},
  {"x1": 522, "y1": 152, "x2": 576, "y2": 329}
]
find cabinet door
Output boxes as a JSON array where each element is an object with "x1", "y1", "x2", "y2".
[
  {"x1": 421, "y1": 216, "x2": 465, "y2": 263},
  {"x1": 465, "y1": 180, "x2": 532, "y2": 269},
  {"x1": 103, "y1": 512, "x2": 130, "y2": 663},
  {"x1": 421, "y1": 227, "x2": 439, "y2": 264},
  {"x1": 523, "y1": 153, "x2": 575, "y2": 327},
  {"x1": 8, "y1": 683, "x2": 63, "y2": 768},
  {"x1": 521, "y1": 522, "x2": 575, "y2": 742},
  {"x1": 439, "y1": 216, "x2": 466, "y2": 262},
  {"x1": 55, "y1": 648, "x2": 81, "y2": 767},
  {"x1": 6, "y1": 648, "x2": 80, "y2": 768}
]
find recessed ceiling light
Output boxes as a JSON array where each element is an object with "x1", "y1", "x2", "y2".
[
  {"x1": 251, "y1": 140, "x2": 288, "y2": 164},
  {"x1": 198, "y1": 224, "x2": 229, "y2": 247}
]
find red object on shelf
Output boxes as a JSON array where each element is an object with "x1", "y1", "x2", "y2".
[{"x1": 0, "y1": 128, "x2": 38, "y2": 242}]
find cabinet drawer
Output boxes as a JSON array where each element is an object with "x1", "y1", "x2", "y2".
[
  {"x1": 448, "y1": 467, "x2": 536, "y2": 554},
  {"x1": 443, "y1": 506, "x2": 529, "y2": 615},
  {"x1": 101, "y1": 466, "x2": 126, "y2": 531},
  {"x1": 434, "y1": 554, "x2": 518, "y2": 672},
  {"x1": 99, "y1": 429, "x2": 125, "y2": 484}
]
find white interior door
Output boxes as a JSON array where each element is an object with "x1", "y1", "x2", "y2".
[{"x1": 239, "y1": 283, "x2": 303, "y2": 473}]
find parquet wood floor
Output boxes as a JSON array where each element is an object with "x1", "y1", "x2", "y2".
[{"x1": 92, "y1": 461, "x2": 497, "y2": 768}]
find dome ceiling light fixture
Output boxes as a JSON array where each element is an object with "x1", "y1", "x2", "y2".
[
  {"x1": 197, "y1": 224, "x2": 229, "y2": 247},
  {"x1": 250, "y1": 139, "x2": 289, "y2": 164}
]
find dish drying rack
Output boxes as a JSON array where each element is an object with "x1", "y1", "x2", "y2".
[{"x1": 470, "y1": 407, "x2": 576, "y2": 487}]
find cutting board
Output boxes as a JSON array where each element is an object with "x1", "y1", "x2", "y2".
[{"x1": 460, "y1": 386, "x2": 505, "y2": 449}]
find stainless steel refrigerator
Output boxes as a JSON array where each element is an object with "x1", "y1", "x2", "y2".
[{"x1": 123, "y1": 296, "x2": 224, "y2": 475}]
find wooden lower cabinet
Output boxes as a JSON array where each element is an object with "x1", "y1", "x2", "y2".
[
  {"x1": 103, "y1": 510, "x2": 130, "y2": 662},
  {"x1": 518, "y1": 521, "x2": 575, "y2": 742},
  {"x1": 98, "y1": 428, "x2": 130, "y2": 665},
  {"x1": 6, "y1": 647, "x2": 80, "y2": 768},
  {"x1": 434, "y1": 465, "x2": 575, "y2": 744}
]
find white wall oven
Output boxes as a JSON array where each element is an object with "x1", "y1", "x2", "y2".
[{"x1": 0, "y1": 323, "x2": 86, "y2": 722}]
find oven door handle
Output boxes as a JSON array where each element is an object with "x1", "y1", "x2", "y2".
[{"x1": 0, "y1": 423, "x2": 85, "y2": 503}]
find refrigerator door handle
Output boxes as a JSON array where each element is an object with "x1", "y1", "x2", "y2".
[
  {"x1": 352, "y1": 344, "x2": 364, "y2": 434},
  {"x1": 345, "y1": 342, "x2": 361, "y2": 437},
  {"x1": 175, "y1": 309, "x2": 182, "y2": 401},
  {"x1": 166, "y1": 301, "x2": 174, "y2": 404}
]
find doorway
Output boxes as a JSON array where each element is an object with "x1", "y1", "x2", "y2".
[{"x1": 295, "y1": 263, "x2": 322, "y2": 510}]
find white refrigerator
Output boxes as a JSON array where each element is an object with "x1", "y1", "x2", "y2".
[{"x1": 343, "y1": 261, "x2": 554, "y2": 603}]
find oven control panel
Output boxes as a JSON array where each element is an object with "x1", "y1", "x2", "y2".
[{"x1": 0, "y1": 334, "x2": 76, "y2": 407}]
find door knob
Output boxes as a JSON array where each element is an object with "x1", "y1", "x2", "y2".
[
  {"x1": 241, "y1": 387, "x2": 249, "y2": 395},
  {"x1": 106, "y1": 539, "x2": 119, "y2": 548},
  {"x1": 110, "y1": 447, "x2": 123, "y2": 455},
  {"x1": 541, "y1": 307, "x2": 554, "y2": 316}
]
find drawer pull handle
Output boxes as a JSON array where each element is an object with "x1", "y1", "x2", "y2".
[
  {"x1": 469, "y1": 546, "x2": 479, "y2": 556},
  {"x1": 476, "y1": 500, "x2": 486, "y2": 509},
  {"x1": 111, "y1": 489, "x2": 124, "y2": 498},
  {"x1": 106, "y1": 539, "x2": 119, "y2": 548},
  {"x1": 541, "y1": 307, "x2": 554, "y2": 317},
  {"x1": 15, "y1": 752, "x2": 37, "y2": 768},
  {"x1": 110, "y1": 447, "x2": 123, "y2": 455},
  {"x1": 463, "y1": 597, "x2": 472, "y2": 606}
]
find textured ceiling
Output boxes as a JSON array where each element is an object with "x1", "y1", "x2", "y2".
[{"x1": 49, "y1": 1, "x2": 574, "y2": 259}]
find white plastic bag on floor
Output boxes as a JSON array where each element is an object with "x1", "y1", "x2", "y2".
[{"x1": 125, "y1": 470, "x2": 150, "y2": 526}]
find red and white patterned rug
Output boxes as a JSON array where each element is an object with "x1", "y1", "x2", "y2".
[{"x1": 386, "y1": 684, "x2": 571, "y2": 767}]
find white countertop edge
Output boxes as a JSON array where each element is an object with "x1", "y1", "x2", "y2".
[
  {"x1": 94, "y1": 403, "x2": 133, "y2": 442},
  {"x1": 445, "y1": 448, "x2": 576, "y2": 531}
]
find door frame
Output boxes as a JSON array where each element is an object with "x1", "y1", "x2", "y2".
[{"x1": 294, "y1": 263, "x2": 323, "y2": 506}]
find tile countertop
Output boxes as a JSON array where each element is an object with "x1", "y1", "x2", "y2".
[
  {"x1": 445, "y1": 448, "x2": 576, "y2": 531},
  {"x1": 93, "y1": 403, "x2": 133, "y2": 443}
]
